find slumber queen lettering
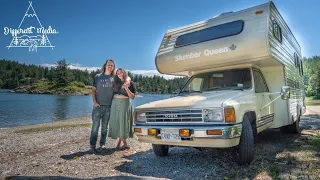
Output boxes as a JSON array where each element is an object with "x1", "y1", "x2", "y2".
[
  {"x1": 175, "y1": 52, "x2": 201, "y2": 61},
  {"x1": 174, "y1": 47, "x2": 230, "y2": 61}
]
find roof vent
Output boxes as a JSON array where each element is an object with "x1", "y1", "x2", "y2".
[{"x1": 213, "y1": 11, "x2": 233, "y2": 18}]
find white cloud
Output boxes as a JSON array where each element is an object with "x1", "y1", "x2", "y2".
[
  {"x1": 41, "y1": 63, "x2": 182, "y2": 79},
  {"x1": 41, "y1": 63, "x2": 100, "y2": 72}
]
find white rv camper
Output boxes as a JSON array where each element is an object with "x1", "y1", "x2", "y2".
[{"x1": 133, "y1": 1, "x2": 305, "y2": 165}]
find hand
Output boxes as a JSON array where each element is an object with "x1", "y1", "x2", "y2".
[
  {"x1": 93, "y1": 102, "x2": 100, "y2": 107},
  {"x1": 124, "y1": 80, "x2": 130, "y2": 87}
]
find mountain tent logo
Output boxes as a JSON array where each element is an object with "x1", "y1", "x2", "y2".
[{"x1": 4, "y1": 1, "x2": 58, "y2": 52}]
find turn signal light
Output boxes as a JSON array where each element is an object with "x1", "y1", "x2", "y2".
[
  {"x1": 225, "y1": 107, "x2": 236, "y2": 122},
  {"x1": 148, "y1": 128, "x2": 157, "y2": 135},
  {"x1": 179, "y1": 129, "x2": 190, "y2": 137},
  {"x1": 207, "y1": 129, "x2": 222, "y2": 135},
  {"x1": 134, "y1": 128, "x2": 142, "y2": 133}
]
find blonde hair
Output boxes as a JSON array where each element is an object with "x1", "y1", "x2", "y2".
[{"x1": 115, "y1": 68, "x2": 128, "y2": 85}]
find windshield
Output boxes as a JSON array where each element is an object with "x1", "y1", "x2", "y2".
[{"x1": 181, "y1": 68, "x2": 252, "y2": 93}]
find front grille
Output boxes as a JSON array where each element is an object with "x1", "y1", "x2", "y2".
[{"x1": 146, "y1": 109, "x2": 203, "y2": 122}]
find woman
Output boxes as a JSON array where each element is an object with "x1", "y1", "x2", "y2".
[{"x1": 108, "y1": 68, "x2": 136, "y2": 150}]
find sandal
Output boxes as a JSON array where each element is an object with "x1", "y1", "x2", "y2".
[{"x1": 119, "y1": 146, "x2": 130, "y2": 151}]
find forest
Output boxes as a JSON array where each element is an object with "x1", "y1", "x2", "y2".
[{"x1": 0, "y1": 59, "x2": 187, "y2": 94}]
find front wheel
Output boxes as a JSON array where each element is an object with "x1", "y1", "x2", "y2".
[
  {"x1": 152, "y1": 144, "x2": 169, "y2": 157},
  {"x1": 233, "y1": 117, "x2": 254, "y2": 165}
]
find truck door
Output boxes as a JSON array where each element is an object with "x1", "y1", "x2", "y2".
[{"x1": 253, "y1": 69, "x2": 275, "y2": 128}]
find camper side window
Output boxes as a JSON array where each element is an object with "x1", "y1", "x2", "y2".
[
  {"x1": 294, "y1": 53, "x2": 302, "y2": 76},
  {"x1": 273, "y1": 21, "x2": 282, "y2": 43},
  {"x1": 300, "y1": 60, "x2": 304, "y2": 76},
  {"x1": 253, "y1": 70, "x2": 269, "y2": 93},
  {"x1": 175, "y1": 20, "x2": 244, "y2": 47}
]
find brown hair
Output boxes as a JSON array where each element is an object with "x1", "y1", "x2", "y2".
[
  {"x1": 101, "y1": 59, "x2": 115, "y2": 75},
  {"x1": 115, "y1": 68, "x2": 128, "y2": 85}
]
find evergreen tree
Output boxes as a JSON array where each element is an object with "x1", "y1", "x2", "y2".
[{"x1": 54, "y1": 59, "x2": 74, "y2": 87}]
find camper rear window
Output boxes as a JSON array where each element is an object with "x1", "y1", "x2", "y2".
[{"x1": 175, "y1": 20, "x2": 244, "y2": 48}]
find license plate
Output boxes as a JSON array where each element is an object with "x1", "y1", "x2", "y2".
[{"x1": 160, "y1": 129, "x2": 181, "y2": 142}]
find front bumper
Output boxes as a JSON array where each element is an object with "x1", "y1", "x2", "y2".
[{"x1": 133, "y1": 124, "x2": 242, "y2": 148}]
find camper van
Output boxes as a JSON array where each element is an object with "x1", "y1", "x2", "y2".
[{"x1": 133, "y1": 1, "x2": 306, "y2": 165}]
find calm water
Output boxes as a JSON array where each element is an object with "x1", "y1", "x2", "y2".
[{"x1": 0, "y1": 89, "x2": 171, "y2": 128}]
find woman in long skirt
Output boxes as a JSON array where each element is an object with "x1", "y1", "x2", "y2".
[{"x1": 108, "y1": 68, "x2": 136, "y2": 150}]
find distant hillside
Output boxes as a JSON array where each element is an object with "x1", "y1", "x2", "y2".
[{"x1": 0, "y1": 59, "x2": 188, "y2": 95}]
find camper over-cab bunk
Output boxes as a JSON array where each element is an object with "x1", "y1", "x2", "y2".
[{"x1": 133, "y1": 1, "x2": 305, "y2": 165}]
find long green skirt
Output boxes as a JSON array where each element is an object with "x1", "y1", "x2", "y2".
[{"x1": 108, "y1": 97, "x2": 133, "y2": 139}]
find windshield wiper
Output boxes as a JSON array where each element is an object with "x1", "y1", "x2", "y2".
[
  {"x1": 206, "y1": 87, "x2": 245, "y2": 92},
  {"x1": 178, "y1": 90, "x2": 202, "y2": 95}
]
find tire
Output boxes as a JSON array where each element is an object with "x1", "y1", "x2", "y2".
[
  {"x1": 280, "y1": 115, "x2": 300, "y2": 134},
  {"x1": 152, "y1": 144, "x2": 169, "y2": 157},
  {"x1": 233, "y1": 117, "x2": 254, "y2": 165}
]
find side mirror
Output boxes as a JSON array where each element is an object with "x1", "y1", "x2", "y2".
[{"x1": 280, "y1": 86, "x2": 290, "y2": 100}]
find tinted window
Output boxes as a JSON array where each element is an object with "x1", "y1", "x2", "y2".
[
  {"x1": 175, "y1": 20, "x2": 244, "y2": 47},
  {"x1": 294, "y1": 53, "x2": 302, "y2": 76},
  {"x1": 273, "y1": 20, "x2": 282, "y2": 43},
  {"x1": 253, "y1": 70, "x2": 269, "y2": 93},
  {"x1": 300, "y1": 60, "x2": 304, "y2": 76}
]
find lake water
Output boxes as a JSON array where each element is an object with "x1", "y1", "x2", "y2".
[{"x1": 0, "y1": 89, "x2": 171, "y2": 128}]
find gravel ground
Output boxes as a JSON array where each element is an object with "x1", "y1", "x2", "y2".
[{"x1": 0, "y1": 107, "x2": 319, "y2": 180}]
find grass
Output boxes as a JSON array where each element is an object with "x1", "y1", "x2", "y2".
[
  {"x1": 19, "y1": 80, "x2": 92, "y2": 95},
  {"x1": 306, "y1": 97, "x2": 320, "y2": 106},
  {"x1": 31, "y1": 80, "x2": 53, "y2": 90},
  {"x1": 267, "y1": 166, "x2": 280, "y2": 180},
  {"x1": 55, "y1": 81, "x2": 91, "y2": 93},
  {"x1": 14, "y1": 123, "x2": 92, "y2": 133},
  {"x1": 309, "y1": 133, "x2": 320, "y2": 151},
  {"x1": 306, "y1": 96, "x2": 320, "y2": 100}
]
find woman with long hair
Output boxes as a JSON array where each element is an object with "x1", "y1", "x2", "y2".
[
  {"x1": 90, "y1": 59, "x2": 115, "y2": 152},
  {"x1": 108, "y1": 68, "x2": 136, "y2": 150}
]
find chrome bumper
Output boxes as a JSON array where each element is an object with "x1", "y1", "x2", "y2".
[{"x1": 133, "y1": 124, "x2": 242, "y2": 148}]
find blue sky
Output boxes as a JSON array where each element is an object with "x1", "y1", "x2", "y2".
[{"x1": 0, "y1": 0, "x2": 318, "y2": 77}]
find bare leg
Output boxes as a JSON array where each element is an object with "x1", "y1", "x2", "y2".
[
  {"x1": 123, "y1": 139, "x2": 128, "y2": 147},
  {"x1": 116, "y1": 138, "x2": 121, "y2": 149},
  {"x1": 120, "y1": 139, "x2": 129, "y2": 150}
]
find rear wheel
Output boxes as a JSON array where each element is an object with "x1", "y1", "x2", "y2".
[
  {"x1": 233, "y1": 117, "x2": 254, "y2": 165},
  {"x1": 152, "y1": 144, "x2": 169, "y2": 157}
]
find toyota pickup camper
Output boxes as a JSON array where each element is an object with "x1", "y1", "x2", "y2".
[{"x1": 133, "y1": 1, "x2": 306, "y2": 165}]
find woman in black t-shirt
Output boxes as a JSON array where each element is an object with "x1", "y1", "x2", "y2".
[{"x1": 108, "y1": 68, "x2": 136, "y2": 150}]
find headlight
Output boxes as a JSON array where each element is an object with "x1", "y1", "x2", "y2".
[
  {"x1": 203, "y1": 108, "x2": 223, "y2": 121},
  {"x1": 136, "y1": 112, "x2": 146, "y2": 122}
]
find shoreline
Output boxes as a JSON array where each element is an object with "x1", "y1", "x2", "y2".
[{"x1": 0, "y1": 116, "x2": 92, "y2": 132}]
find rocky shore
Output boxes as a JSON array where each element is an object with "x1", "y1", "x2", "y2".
[{"x1": 8, "y1": 86, "x2": 91, "y2": 96}]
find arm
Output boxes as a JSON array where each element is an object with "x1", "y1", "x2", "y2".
[
  {"x1": 92, "y1": 77, "x2": 100, "y2": 107},
  {"x1": 92, "y1": 87, "x2": 100, "y2": 107},
  {"x1": 124, "y1": 83, "x2": 135, "y2": 99}
]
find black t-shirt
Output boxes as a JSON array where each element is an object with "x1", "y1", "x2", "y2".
[{"x1": 113, "y1": 81, "x2": 136, "y2": 97}]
